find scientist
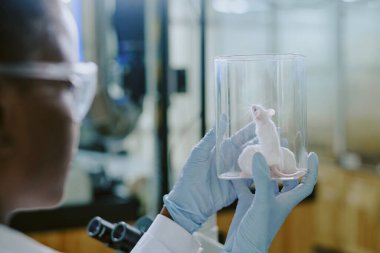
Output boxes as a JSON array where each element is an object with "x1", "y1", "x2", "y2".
[{"x1": 0, "y1": 0, "x2": 318, "y2": 252}]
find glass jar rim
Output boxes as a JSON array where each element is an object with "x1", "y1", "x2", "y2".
[{"x1": 215, "y1": 53, "x2": 305, "y2": 62}]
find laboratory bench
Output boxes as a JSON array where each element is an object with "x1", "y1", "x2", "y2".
[{"x1": 9, "y1": 162, "x2": 380, "y2": 253}]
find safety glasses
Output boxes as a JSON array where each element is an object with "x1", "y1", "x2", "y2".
[{"x1": 0, "y1": 62, "x2": 98, "y2": 122}]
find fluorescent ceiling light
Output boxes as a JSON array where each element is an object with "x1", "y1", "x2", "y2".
[{"x1": 212, "y1": 0, "x2": 252, "y2": 14}]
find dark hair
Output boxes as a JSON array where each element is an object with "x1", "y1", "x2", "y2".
[{"x1": 0, "y1": 0, "x2": 56, "y2": 63}]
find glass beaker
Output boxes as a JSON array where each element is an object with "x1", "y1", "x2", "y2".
[{"x1": 215, "y1": 54, "x2": 307, "y2": 180}]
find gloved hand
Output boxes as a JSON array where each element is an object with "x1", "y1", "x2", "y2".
[
  {"x1": 222, "y1": 152, "x2": 318, "y2": 253},
  {"x1": 163, "y1": 116, "x2": 255, "y2": 233}
]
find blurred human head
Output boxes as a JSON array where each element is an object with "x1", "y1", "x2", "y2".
[{"x1": 0, "y1": 0, "x2": 81, "y2": 222}]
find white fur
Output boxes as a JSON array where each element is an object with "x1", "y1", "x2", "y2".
[
  {"x1": 237, "y1": 104, "x2": 305, "y2": 178},
  {"x1": 238, "y1": 144, "x2": 260, "y2": 176},
  {"x1": 281, "y1": 147, "x2": 297, "y2": 173}
]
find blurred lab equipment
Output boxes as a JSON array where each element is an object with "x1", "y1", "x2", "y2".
[
  {"x1": 87, "y1": 216, "x2": 152, "y2": 253},
  {"x1": 70, "y1": 0, "x2": 155, "y2": 211},
  {"x1": 77, "y1": 0, "x2": 146, "y2": 150},
  {"x1": 215, "y1": 54, "x2": 307, "y2": 179}
]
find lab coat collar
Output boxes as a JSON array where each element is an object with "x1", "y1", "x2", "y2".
[{"x1": 0, "y1": 224, "x2": 60, "y2": 253}]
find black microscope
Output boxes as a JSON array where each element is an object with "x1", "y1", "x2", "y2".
[{"x1": 87, "y1": 216, "x2": 152, "y2": 253}]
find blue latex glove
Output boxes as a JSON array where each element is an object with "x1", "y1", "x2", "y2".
[
  {"x1": 222, "y1": 152, "x2": 318, "y2": 253},
  {"x1": 163, "y1": 117, "x2": 255, "y2": 233}
]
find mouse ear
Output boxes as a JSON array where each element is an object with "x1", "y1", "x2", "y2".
[{"x1": 267, "y1": 109, "x2": 275, "y2": 117}]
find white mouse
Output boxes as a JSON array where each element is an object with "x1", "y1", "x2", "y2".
[
  {"x1": 251, "y1": 104, "x2": 282, "y2": 167},
  {"x1": 238, "y1": 144, "x2": 261, "y2": 177},
  {"x1": 237, "y1": 104, "x2": 306, "y2": 178}
]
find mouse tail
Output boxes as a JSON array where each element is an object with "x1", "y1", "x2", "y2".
[{"x1": 269, "y1": 165, "x2": 307, "y2": 179}]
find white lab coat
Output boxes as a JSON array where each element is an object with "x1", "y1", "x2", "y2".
[
  {"x1": 132, "y1": 215, "x2": 203, "y2": 252},
  {"x1": 0, "y1": 215, "x2": 222, "y2": 253},
  {"x1": 0, "y1": 224, "x2": 60, "y2": 253}
]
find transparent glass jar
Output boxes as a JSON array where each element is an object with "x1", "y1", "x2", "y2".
[{"x1": 215, "y1": 54, "x2": 307, "y2": 180}]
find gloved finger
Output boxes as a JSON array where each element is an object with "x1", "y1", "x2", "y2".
[
  {"x1": 224, "y1": 197, "x2": 253, "y2": 247},
  {"x1": 225, "y1": 180, "x2": 255, "y2": 249},
  {"x1": 281, "y1": 152, "x2": 318, "y2": 206},
  {"x1": 224, "y1": 196, "x2": 252, "y2": 251},
  {"x1": 251, "y1": 153, "x2": 273, "y2": 200},
  {"x1": 230, "y1": 121, "x2": 256, "y2": 148},
  {"x1": 281, "y1": 179, "x2": 299, "y2": 193},
  {"x1": 272, "y1": 181, "x2": 280, "y2": 195},
  {"x1": 301, "y1": 152, "x2": 318, "y2": 187},
  {"x1": 192, "y1": 128, "x2": 216, "y2": 160},
  {"x1": 232, "y1": 179, "x2": 253, "y2": 200}
]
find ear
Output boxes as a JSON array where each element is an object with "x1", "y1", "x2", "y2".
[{"x1": 267, "y1": 109, "x2": 275, "y2": 117}]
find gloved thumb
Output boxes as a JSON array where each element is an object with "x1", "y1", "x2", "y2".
[
  {"x1": 224, "y1": 180, "x2": 254, "y2": 250},
  {"x1": 251, "y1": 152, "x2": 273, "y2": 200},
  {"x1": 281, "y1": 152, "x2": 318, "y2": 206}
]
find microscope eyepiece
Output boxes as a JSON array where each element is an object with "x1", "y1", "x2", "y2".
[
  {"x1": 111, "y1": 223, "x2": 126, "y2": 241},
  {"x1": 87, "y1": 216, "x2": 116, "y2": 247},
  {"x1": 111, "y1": 222, "x2": 143, "y2": 252},
  {"x1": 87, "y1": 217, "x2": 101, "y2": 237},
  {"x1": 87, "y1": 216, "x2": 152, "y2": 253}
]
